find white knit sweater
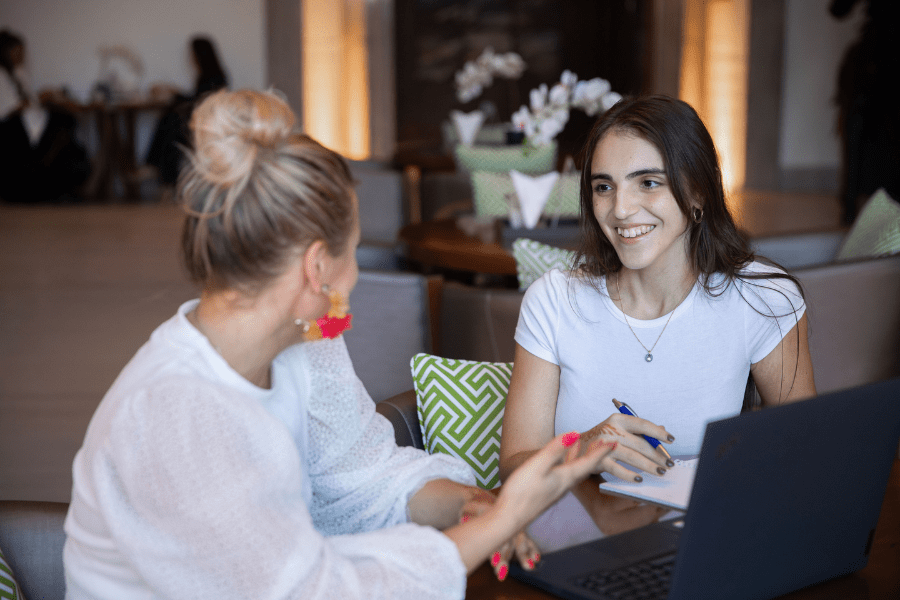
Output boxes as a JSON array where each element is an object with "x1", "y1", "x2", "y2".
[{"x1": 64, "y1": 300, "x2": 475, "y2": 600}]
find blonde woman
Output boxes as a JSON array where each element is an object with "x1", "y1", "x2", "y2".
[{"x1": 62, "y1": 89, "x2": 617, "y2": 600}]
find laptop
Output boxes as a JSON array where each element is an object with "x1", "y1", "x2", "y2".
[{"x1": 510, "y1": 377, "x2": 900, "y2": 600}]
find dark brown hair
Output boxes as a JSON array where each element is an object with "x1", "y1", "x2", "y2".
[
  {"x1": 179, "y1": 89, "x2": 355, "y2": 293},
  {"x1": 574, "y1": 95, "x2": 805, "y2": 406},
  {"x1": 575, "y1": 95, "x2": 803, "y2": 298}
]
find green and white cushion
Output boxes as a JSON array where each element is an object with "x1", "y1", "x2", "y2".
[
  {"x1": 837, "y1": 188, "x2": 900, "y2": 260},
  {"x1": 411, "y1": 353, "x2": 513, "y2": 489},
  {"x1": 512, "y1": 238, "x2": 576, "y2": 290},
  {"x1": 453, "y1": 142, "x2": 557, "y2": 175},
  {"x1": 472, "y1": 171, "x2": 580, "y2": 219},
  {"x1": 1, "y1": 546, "x2": 22, "y2": 600}
]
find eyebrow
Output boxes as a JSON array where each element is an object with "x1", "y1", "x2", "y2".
[{"x1": 590, "y1": 168, "x2": 667, "y2": 181}]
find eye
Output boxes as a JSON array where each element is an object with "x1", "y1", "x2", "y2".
[
  {"x1": 593, "y1": 182, "x2": 612, "y2": 194},
  {"x1": 640, "y1": 179, "x2": 661, "y2": 190}
]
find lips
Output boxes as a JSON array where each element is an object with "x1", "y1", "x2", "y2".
[{"x1": 616, "y1": 225, "x2": 655, "y2": 239}]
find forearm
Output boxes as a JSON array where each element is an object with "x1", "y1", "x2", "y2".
[
  {"x1": 443, "y1": 502, "x2": 523, "y2": 574},
  {"x1": 498, "y1": 449, "x2": 538, "y2": 482}
]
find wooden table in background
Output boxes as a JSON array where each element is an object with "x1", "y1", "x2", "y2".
[
  {"x1": 78, "y1": 99, "x2": 167, "y2": 200},
  {"x1": 399, "y1": 219, "x2": 517, "y2": 276},
  {"x1": 466, "y1": 459, "x2": 900, "y2": 599}
]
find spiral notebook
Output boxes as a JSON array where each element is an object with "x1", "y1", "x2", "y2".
[{"x1": 598, "y1": 458, "x2": 698, "y2": 511}]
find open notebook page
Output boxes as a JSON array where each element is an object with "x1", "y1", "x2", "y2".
[{"x1": 598, "y1": 458, "x2": 698, "y2": 511}]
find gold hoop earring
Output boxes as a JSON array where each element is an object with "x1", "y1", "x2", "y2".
[{"x1": 692, "y1": 207, "x2": 704, "y2": 224}]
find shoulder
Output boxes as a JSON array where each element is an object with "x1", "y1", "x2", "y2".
[
  {"x1": 524, "y1": 268, "x2": 598, "y2": 304},
  {"x1": 726, "y1": 260, "x2": 805, "y2": 315}
]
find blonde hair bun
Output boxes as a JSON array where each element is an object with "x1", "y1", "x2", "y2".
[{"x1": 189, "y1": 89, "x2": 295, "y2": 186}]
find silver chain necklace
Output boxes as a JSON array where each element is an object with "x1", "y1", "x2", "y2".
[{"x1": 615, "y1": 273, "x2": 676, "y2": 363}]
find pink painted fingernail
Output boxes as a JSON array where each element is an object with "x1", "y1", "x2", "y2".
[
  {"x1": 498, "y1": 564, "x2": 508, "y2": 581},
  {"x1": 534, "y1": 552, "x2": 541, "y2": 563},
  {"x1": 491, "y1": 552, "x2": 501, "y2": 567},
  {"x1": 527, "y1": 559, "x2": 535, "y2": 569},
  {"x1": 461, "y1": 514, "x2": 470, "y2": 523},
  {"x1": 561, "y1": 432, "x2": 580, "y2": 447}
]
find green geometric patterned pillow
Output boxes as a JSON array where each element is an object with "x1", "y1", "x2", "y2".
[
  {"x1": 411, "y1": 353, "x2": 513, "y2": 489},
  {"x1": 471, "y1": 171, "x2": 580, "y2": 219},
  {"x1": 453, "y1": 142, "x2": 557, "y2": 175},
  {"x1": 837, "y1": 188, "x2": 900, "y2": 260},
  {"x1": 512, "y1": 238, "x2": 576, "y2": 290},
  {"x1": 1, "y1": 546, "x2": 22, "y2": 600}
]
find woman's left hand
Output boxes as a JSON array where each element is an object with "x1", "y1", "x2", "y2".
[
  {"x1": 409, "y1": 479, "x2": 541, "y2": 580},
  {"x1": 458, "y1": 487, "x2": 541, "y2": 580}
]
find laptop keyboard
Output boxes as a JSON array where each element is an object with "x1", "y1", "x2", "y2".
[{"x1": 571, "y1": 552, "x2": 676, "y2": 600}]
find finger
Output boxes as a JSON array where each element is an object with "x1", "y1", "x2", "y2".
[
  {"x1": 525, "y1": 431, "x2": 586, "y2": 475},
  {"x1": 609, "y1": 443, "x2": 670, "y2": 476},
  {"x1": 512, "y1": 531, "x2": 541, "y2": 570},
  {"x1": 491, "y1": 539, "x2": 514, "y2": 582},
  {"x1": 616, "y1": 414, "x2": 675, "y2": 448},
  {"x1": 559, "y1": 440, "x2": 618, "y2": 481}
]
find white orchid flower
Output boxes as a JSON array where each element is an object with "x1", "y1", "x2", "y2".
[
  {"x1": 530, "y1": 84, "x2": 548, "y2": 111},
  {"x1": 511, "y1": 105, "x2": 536, "y2": 136},
  {"x1": 493, "y1": 53, "x2": 526, "y2": 78},
  {"x1": 560, "y1": 69, "x2": 578, "y2": 89},
  {"x1": 548, "y1": 82, "x2": 570, "y2": 108},
  {"x1": 600, "y1": 91, "x2": 623, "y2": 112},
  {"x1": 476, "y1": 47, "x2": 496, "y2": 70},
  {"x1": 570, "y1": 78, "x2": 610, "y2": 115}
]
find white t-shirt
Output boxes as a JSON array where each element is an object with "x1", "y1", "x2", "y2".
[
  {"x1": 515, "y1": 263, "x2": 805, "y2": 550},
  {"x1": 64, "y1": 300, "x2": 474, "y2": 600}
]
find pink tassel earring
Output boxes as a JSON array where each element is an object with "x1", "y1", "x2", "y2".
[{"x1": 304, "y1": 285, "x2": 353, "y2": 341}]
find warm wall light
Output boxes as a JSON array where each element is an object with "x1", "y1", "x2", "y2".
[
  {"x1": 302, "y1": 0, "x2": 370, "y2": 159},
  {"x1": 680, "y1": 0, "x2": 749, "y2": 195}
]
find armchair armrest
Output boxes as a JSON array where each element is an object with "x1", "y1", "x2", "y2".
[
  {"x1": 750, "y1": 230, "x2": 846, "y2": 270},
  {"x1": 375, "y1": 390, "x2": 424, "y2": 449}
]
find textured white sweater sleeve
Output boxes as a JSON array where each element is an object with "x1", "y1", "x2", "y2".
[
  {"x1": 64, "y1": 318, "x2": 475, "y2": 600},
  {"x1": 67, "y1": 373, "x2": 467, "y2": 600},
  {"x1": 296, "y1": 338, "x2": 477, "y2": 536}
]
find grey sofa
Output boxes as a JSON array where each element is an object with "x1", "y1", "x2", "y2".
[
  {"x1": 0, "y1": 500, "x2": 68, "y2": 600},
  {"x1": 379, "y1": 229, "x2": 900, "y2": 448}
]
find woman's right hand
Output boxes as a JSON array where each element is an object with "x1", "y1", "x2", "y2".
[
  {"x1": 494, "y1": 432, "x2": 618, "y2": 533},
  {"x1": 581, "y1": 412, "x2": 675, "y2": 481},
  {"x1": 445, "y1": 432, "x2": 617, "y2": 576}
]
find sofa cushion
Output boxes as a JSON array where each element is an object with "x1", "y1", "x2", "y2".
[
  {"x1": 837, "y1": 188, "x2": 900, "y2": 260},
  {"x1": 512, "y1": 238, "x2": 575, "y2": 290},
  {"x1": 411, "y1": 353, "x2": 513, "y2": 489},
  {"x1": 1, "y1": 546, "x2": 22, "y2": 600}
]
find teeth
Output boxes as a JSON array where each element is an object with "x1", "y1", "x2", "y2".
[{"x1": 616, "y1": 225, "x2": 655, "y2": 238}]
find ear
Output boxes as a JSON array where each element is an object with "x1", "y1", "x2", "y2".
[{"x1": 302, "y1": 240, "x2": 328, "y2": 293}]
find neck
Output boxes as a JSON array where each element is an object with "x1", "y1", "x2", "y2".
[
  {"x1": 187, "y1": 291, "x2": 301, "y2": 389},
  {"x1": 613, "y1": 262, "x2": 696, "y2": 320}
]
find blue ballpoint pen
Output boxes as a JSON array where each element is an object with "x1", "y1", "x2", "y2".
[{"x1": 612, "y1": 398, "x2": 673, "y2": 461}]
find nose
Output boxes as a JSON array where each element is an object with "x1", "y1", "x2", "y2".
[{"x1": 612, "y1": 189, "x2": 639, "y2": 220}]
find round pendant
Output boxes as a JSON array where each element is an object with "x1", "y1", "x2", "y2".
[{"x1": 645, "y1": 353, "x2": 653, "y2": 362}]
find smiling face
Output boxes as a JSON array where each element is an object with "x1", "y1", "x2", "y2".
[{"x1": 590, "y1": 129, "x2": 694, "y2": 277}]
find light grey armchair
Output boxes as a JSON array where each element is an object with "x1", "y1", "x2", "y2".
[{"x1": 0, "y1": 500, "x2": 68, "y2": 600}]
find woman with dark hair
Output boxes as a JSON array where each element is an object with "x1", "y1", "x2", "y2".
[
  {"x1": 63, "y1": 88, "x2": 621, "y2": 599},
  {"x1": 145, "y1": 35, "x2": 229, "y2": 190},
  {"x1": 0, "y1": 29, "x2": 90, "y2": 203},
  {"x1": 499, "y1": 95, "x2": 815, "y2": 549},
  {"x1": 189, "y1": 36, "x2": 228, "y2": 97}
]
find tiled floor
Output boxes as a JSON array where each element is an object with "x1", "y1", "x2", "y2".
[{"x1": 0, "y1": 190, "x2": 843, "y2": 503}]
